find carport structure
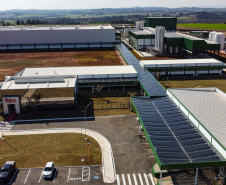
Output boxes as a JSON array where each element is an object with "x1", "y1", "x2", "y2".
[
  {"x1": 131, "y1": 96, "x2": 226, "y2": 184},
  {"x1": 115, "y1": 43, "x2": 226, "y2": 185}
]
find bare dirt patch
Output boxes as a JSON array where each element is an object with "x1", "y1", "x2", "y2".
[{"x1": 0, "y1": 49, "x2": 122, "y2": 81}]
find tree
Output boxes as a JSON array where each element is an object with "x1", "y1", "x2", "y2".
[
  {"x1": 2, "y1": 21, "x2": 5, "y2": 26},
  {"x1": 95, "y1": 85, "x2": 105, "y2": 99},
  {"x1": 26, "y1": 19, "x2": 31, "y2": 24},
  {"x1": 16, "y1": 20, "x2": 21, "y2": 25},
  {"x1": 155, "y1": 72, "x2": 161, "y2": 81},
  {"x1": 127, "y1": 92, "x2": 138, "y2": 97},
  {"x1": 32, "y1": 93, "x2": 44, "y2": 105},
  {"x1": 161, "y1": 78, "x2": 172, "y2": 89},
  {"x1": 21, "y1": 20, "x2": 25, "y2": 25},
  {"x1": 35, "y1": 20, "x2": 40, "y2": 24}
]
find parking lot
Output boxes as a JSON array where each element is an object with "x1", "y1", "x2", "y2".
[
  {"x1": 2, "y1": 166, "x2": 107, "y2": 185},
  {"x1": 9, "y1": 115, "x2": 156, "y2": 184}
]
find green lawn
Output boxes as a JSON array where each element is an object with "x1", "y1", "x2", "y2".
[
  {"x1": 161, "y1": 79, "x2": 226, "y2": 92},
  {"x1": 0, "y1": 133, "x2": 102, "y2": 168},
  {"x1": 177, "y1": 23, "x2": 226, "y2": 30}
]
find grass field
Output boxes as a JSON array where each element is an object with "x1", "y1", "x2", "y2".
[
  {"x1": 160, "y1": 79, "x2": 226, "y2": 92},
  {"x1": 0, "y1": 49, "x2": 122, "y2": 81},
  {"x1": 0, "y1": 133, "x2": 102, "y2": 168},
  {"x1": 177, "y1": 23, "x2": 226, "y2": 30}
]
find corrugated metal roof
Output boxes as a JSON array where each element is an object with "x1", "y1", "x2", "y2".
[
  {"x1": 169, "y1": 88, "x2": 226, "y2": 148},
  {"x1": 130, "y1": 30, "x2": 155, "y2": 35},
  {"x1": 141, "y1": 58, "x2": 225, "y2": 67},
  {"x1": 0, "y1": 25, "x2": 114, "y2": 31},
  {"x1": 0, "y1": 78, "x2": 76, "y2": 90}
]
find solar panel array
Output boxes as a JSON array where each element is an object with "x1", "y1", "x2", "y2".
[
  {"x1": 132, "y1": 96, "x2": 224, "y2": 167},
  {"x1": 116, "y1": 44, "x2": 166, "y2": 97}
]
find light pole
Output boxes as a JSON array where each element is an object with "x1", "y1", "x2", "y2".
[
  {"x1": 1, "y1": 122, "x2": 4, "y2": 139},
  {"x1": 84, "y1": 102, "x2": 93, "y2": 140},
  {"x1": 81, "y1": 127, "x2": 85, "y2": 162}
]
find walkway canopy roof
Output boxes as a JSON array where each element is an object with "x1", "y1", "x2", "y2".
[{"x1": 131, "y1": 96, "x2": 226, "y2": 170}]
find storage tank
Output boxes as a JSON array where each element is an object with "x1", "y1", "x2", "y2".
[
  {"x1": 135, "y1": 21, "x2": 144, "y2": 30},
  {"x1": 209, "y1": 32, "x2": 214, "y2": 41},
  {"x1": 216, "y1": 33, "x2": 225, "y2": 50},
  {"x1": 155, "y1": 26, "x2": 165, "y2": 54},
  {"x1": 209, "y1": 31, "x2": 225, "y2": 50}
]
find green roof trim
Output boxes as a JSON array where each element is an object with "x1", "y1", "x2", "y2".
[{"x1": 131, "y1": 96, "x2": 226, "y2": 170}]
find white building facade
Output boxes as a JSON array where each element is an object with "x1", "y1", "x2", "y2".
[{"x1": 0, "y1": 25, "x2": 116, "y2": 50}]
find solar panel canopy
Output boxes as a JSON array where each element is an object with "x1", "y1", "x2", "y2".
[
  {"x1": 131, "y1": 96, "x2": 226, "y2": 170},
  {"x1": 116, "y1": 44, "x2": 166, "y2": 97}
]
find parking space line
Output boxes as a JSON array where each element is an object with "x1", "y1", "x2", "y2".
[
  {"x1": 127, "y1": 174, "x2": 132, "y2": 185},
  {"x1": 122, "y1": 174, "x2": 126, "y2": 185},
  {"x1": 133, "y1": 174, "x2": 138, "y2": 185},
  {"x1": 38, "y1": 171, "x2": 43, "y2": 183},
  {"x1": 144, "y1": 173, "x2": 150, "y2": 185},
  {"x1": 67, "y1": 168, "x2": 71, "y2": 182},
  {"x1": 149, "y1": 173, "x2": 155, "y2": 185},
  {"x1": 24, "y1": 169, "x2": 31, "y2": 184},
  {"x1": 9, "y1": 169, "x2": 18, "y2": 185},
  {"x1": 53, "y1": 169, "x2": 57, "y2": 183},
  {"x1": 138, "y1": 173, "x2": 144, "y2": 185},
  {"x1": 116, "y1": 174, "x2": 120, "y2": 185}
]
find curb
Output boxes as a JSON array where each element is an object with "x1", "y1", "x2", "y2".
[{"x1": 10, "y1": 114, "x2": 134, "y2": 124}]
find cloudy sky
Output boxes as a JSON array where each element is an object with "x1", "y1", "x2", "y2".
[{"x1": 1, "y1": 0, "x2": 226, "y2": 10}]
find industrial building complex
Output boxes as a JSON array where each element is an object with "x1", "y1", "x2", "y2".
[
  {"x1": 129, "y1": 28, "x2": 221, "y2": 56},
  {"x1": 128, "y1": 17, "x2": 225, "y2": 58},
  {"x1": 0, "y1": 25, "x2": 118, "y2": 50},
  {"x1": 0, "y1": 16, "x2": 226, "y2": 185}
]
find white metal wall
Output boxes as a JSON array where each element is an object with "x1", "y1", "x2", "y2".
[{"x1": 0, "y1": 29, "x2": 115, "y2": 45}]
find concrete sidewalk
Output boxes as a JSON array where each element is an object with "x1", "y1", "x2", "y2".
[{"x1": 1, "y1": 128, "x2": 116, "y2": 183}]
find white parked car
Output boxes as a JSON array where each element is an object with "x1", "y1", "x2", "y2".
[{"x1": 42, "y1": 162, "x2": 55, "y2": 179}]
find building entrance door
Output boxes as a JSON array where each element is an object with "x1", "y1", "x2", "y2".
[{"x1": 8, "y1": 104, "x2": 16, "y2": 114}]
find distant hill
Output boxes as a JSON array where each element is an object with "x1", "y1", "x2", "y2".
[{"x1": 0, "y1": 7, "x2": 226, "y2": 25}]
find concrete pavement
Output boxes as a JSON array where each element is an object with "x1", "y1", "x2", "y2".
[{"x1": 2, "y1": 128, "x2": 116, "y2": 184}]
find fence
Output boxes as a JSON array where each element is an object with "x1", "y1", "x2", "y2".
[{"x1": 91, "y1": 101, "x2": 130, "y2": 110}]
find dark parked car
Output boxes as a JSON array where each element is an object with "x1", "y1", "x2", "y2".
[{"x1": 0, "y1": 161, "x2": 16, "y2": 182}]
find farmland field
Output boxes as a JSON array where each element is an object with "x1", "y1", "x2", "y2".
[
  {"x1": 0, "y1": 49, "x2": 123, "y2": 81},
  {"x1": 177, "y1": 23, "x2": 226, "y2": 30}
]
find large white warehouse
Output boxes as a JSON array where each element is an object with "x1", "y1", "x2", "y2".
[
  {"x1": 140, "y1": 58, "x2": 226, "y2": 76},
  {"x1": 0, "y1": 25, "x2": 116, "y2": 50}
]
